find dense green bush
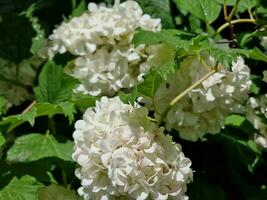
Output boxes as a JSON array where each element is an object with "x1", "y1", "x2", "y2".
[{"x1": 0, "y1": 0, "x2": 267, "y2": 199}]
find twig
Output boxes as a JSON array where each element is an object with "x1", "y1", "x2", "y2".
[
  {"x1": 157, "y1": 68, "x2": 217, "y2": 125},
  {"x1": 22, "y1": 100, "x2": 37, "y2": 114}
]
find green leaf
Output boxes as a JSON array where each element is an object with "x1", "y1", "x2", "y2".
[
  {"x1": 136, "y1": 0, "x2": 175, "y2": 28},
  {"x1": 0, "y1": 175, "x2": 43, "y2": 200},
  {"x1": 71, "y1": 93, "x2": 98, "y2": 111},
  {"x1": 0, "y1": 96, "x2": 7, "y2": 117},
  {"x1": 34, "y1": 60, "x2": 78, "y2": 104},
  {"x1": 240, "y1": 30, "x2": 267, "y2": 47},
  {"x1": 7, "y1": 133, "x2": 74, "y2": 162},
  {"x1": 23, "y1": 3, "x2": 46, "y2": 54},
  {"x1": 71, "y1": 0, "x2": 87, "y2": 17},
  {"x1": 225, "y1": 114, "x2": 246, "y2": 127},
  {"x1": 174, "y1": 0, "x2": 222, "y2": 24},
  {"x1": 118, "y1": 88, "x2": 139, "y2": 105},
  {"x1": 133, "y1": 29, "x2": 194, "y2": 48},
  {"x1": 0, "y1": 132, "x2": 5, "y2": 148},
  {"x1": 0, "y1": 102, "x2": 76, "y2": 132},
  {"x1": 57, "y1": 102, "x2": 76, "y2": 123},
  {"x1": 216, "y1": 0, "x2": 236, "y2": 5},
  {"x1": 0, "y1": 13, "x2": 35, "y2": 64},
  {"x1": 238, "y1": 0, "x2": 258, "y2": 13},
  {"x1": 248, "y1": 47, "x2": 267, "y2": 63},
  {"x1": 216, "y1": 0, "x2": 258, "y2": 12},
  {"x1": 137, "y1": 62, "x2": 175, "y2": 98},
  {"x1": 38, "y1": 184, "x2": 81, "y2": 200}
]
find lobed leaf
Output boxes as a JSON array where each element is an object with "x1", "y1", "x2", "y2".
[
  {"x1": 174, "y1": 0, "x2": 222, "y2": 24},
  {"x1": 39, "y1": 184, "x2": 81, "y2": 200},
  {"x1": 7, "y1": 133, "x2": 74, "y2": 162},
  {"x1": 34, "y1": 60, "x2": 78, "y2": 104},
  {"x1": 0, "y1": 102, "x2": 76, "y2": 132},
  {"x1": 0, "y1": 175, "x2": 44, "y2": 200}
]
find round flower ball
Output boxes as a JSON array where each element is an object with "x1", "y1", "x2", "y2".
[
  {"x1": 72, "y1": 97, "x2": 193, "y2": 200},
  {"x1": 153, "y1": 55, "x2": 251, "y2": 141},
  {"x1": 47, "y1": 0, "x2": 164, "y2": 96}
]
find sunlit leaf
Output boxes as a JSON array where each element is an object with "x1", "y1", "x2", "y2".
[
  {"x1": 7, "y1": 133, "x2": 74, "y2": 162},
  {"x1": 0, "y1": 175, "x2": 43, "y2": 200}
]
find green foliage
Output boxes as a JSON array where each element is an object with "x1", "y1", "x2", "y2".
[
  {"x1": 71, "y1": 93, "x2": 98, "y2": 111},
  {"x1": 174, "y1": 0, "x2": 221, "y2": 24},
  {"x1": 39, "y1": 184, "x2": 81, "y2": 200},
  {"x1": 136, "y1": 0, "x2": 175, "y2": 28},
  {"x1": 23, "y1": 3, "x2": 46, "y2": 54},
  {"x1": 137, "y1": 62, "x2": 175, "y2": 98},
  {"x1": 0, "y1": 132, "x2": 5, "y2": 148},
  {"x1": 0, "y1": 0, "x2": 267, "y2": 199},
  {"x1": 0, "y1": 97, "x2": 7, "y2": 117},
  {"x1": 34, "y1": 60, "x2": 78, "y2": 104},
  {"x1": 0, "y1": 102, "x2": 76, "y2": 132},
  {"x1": 7, "y1": 133, "x2": 73, "y2": 162},
  {"x1": 0, "y1": 175, "x2": 43, "y2": 200},
  {"x1": 71, "y1": 0, "x2": 87, "y2": 17},
  {"x1": 133, "y1": 29, "x2": 194, "y2": 48}
]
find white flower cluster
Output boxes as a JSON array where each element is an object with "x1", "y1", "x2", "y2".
[
  {"x1": 153, "y1": 55, "x2": 251, "y2": 141},
  {"x1": 246, "y1": 95, "x2": 267, "y2": 149},
  {"x1": 47, "y1": 0, "x2": 162, "y2": 96},
  {"x1": 72, "y1": 97, "x2": 193, "y2": 200},
  {"x1": 0, "y1": 56, "x2": 42, "y2": 106}
]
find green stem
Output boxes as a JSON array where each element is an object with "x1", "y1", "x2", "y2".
[
  {"x1": 217, "y1": 18, "x2": 256, "y2": 33},
  {"x1": 48, "y1": 117, "x2": 57, "y2": 135},
  {"x1": 228, "y1": 0, "x2": 240, "y2": 20},
  {"x1": 59, "y1": 162, "x2": 68, "y2": 187}
]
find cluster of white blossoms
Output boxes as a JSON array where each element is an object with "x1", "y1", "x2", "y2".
[
  {"x1": 246, "y1": 95, "x2": 267, "y2": 149},
  {"x1": 153, "y1": 55, "x2": 251, "y2": 141},
  {"x1": 47, "y1": 0, "x2": 162, "y2": 96},
  {"x1": 72, "y1": 97, "x2": 193, "y2": 200},
  {"x1": 0, "y1": 56, "x2": 42, "y2": 106}
]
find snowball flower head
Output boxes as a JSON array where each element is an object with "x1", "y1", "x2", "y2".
[
  {"x1": 47, "y1": 0, "x2": 162, "y2": 96},
  {"x1": 72, "y1": 97, "x2": 193, "y2": 200},
  {"x1": 153, "y1": 55, "x2": 251, "y2": 141}
]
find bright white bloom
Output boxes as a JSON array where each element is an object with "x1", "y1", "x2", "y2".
[
  {"x1": 153, "y1": 55, "x2": 251, "y2": 141},
  {"x1": 246, "y1": 95, "x2": 267, "y2": 149},
  {"x1": 0, "y1": 56, "x2": 42, "y2": 106},
  {"x1": 254, "y1": 134, "x2": 267, "y2": 149},
  {"x1": 72, "y1": 97, "x2": 193, "y2": 200},
  {"x1": 246, "y1": 95, "x2": 267, "y2": 136},
  {"x1": 48, "y1": 0, "x2": 161, "y2": 57},
  {"x1": 72, "y1": 44, "x2": 172, "y2": 96},
  {"x1": 47, "y1": 0, "x2": 162, "y2": 96}
]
